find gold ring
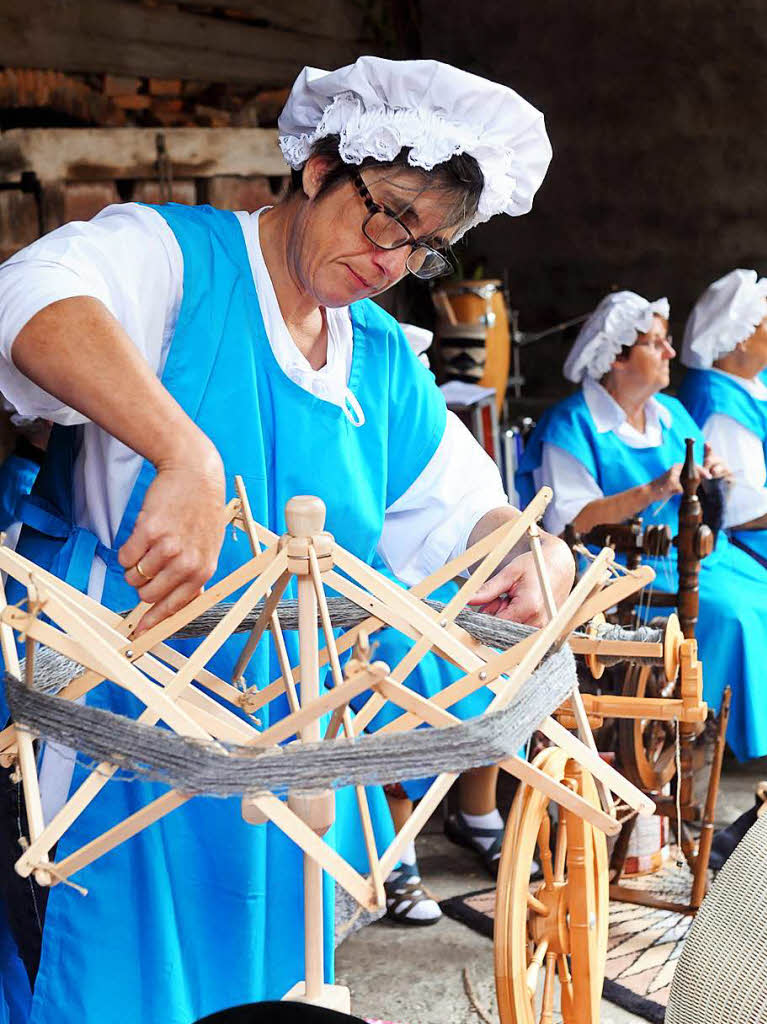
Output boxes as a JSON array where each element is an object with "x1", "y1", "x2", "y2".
[{"x1": 135, "y1": 560, "x2": 153, "y2": 581}]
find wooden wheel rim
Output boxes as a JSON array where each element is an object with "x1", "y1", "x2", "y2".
[
  {"x1": 494, "y1": 748, "x2": 609, "y2": 1024},
  {"x1": 619, "y1": 664, "x2": 677, "y2": 790}
]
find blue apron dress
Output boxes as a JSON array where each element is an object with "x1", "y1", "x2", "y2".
[
  {"x1": 517, "y1": 390, "x2": 767, "y2": 761},
  {"x1": 358, "y1": 573, "x2": 494, "y2": 800},
  {"x1": 0, "y1": 453, "x2": 39, "y2": 533},
  {"x1": 1, "y1": 203, "x2": 451, "y2": 1024},
  {"x1": 679, "y1": 368, "x2": 767, "y2": 566}
]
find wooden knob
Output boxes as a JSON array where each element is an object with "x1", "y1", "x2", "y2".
[
  {"x1": 695, "y1": 525, "x2": 714, "y2": 559},
  {"x1": 284, "y1": 496, "x2": 326, "y2": 537}
]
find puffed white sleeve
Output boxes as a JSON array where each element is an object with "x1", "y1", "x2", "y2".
[
  {"x1": 0, "y1": 203, "x2": 182, "y2": 425},
  {"x1": 377, "y1": 410, "x2": 508, "y2": 585},
  {"x1": 701, "y1": 413, "x2": 767, "y2": 527},
  {"x1": 536, "y1": 442, "x2": 604, "y2": 536}
]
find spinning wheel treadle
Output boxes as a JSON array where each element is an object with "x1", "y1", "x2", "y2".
[{"x1": 495, "y1": 747, "x2": 609, "y2": 1024}]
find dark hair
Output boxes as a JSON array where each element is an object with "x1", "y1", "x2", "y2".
[{"x1": 287, "y1": 134, "x2": 484, "y2": 236}]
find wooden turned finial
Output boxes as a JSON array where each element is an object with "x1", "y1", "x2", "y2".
[
  {"x1": 676, "y1": 437, "x2": 704, "y2": 640},
  {"x1": 285, "y1": 496, "x2": 326, "y2": 538}
]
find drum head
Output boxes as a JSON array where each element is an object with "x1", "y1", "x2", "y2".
[{"x1": 195, "y1": 1003, "x2": 367, "y2": 1024}]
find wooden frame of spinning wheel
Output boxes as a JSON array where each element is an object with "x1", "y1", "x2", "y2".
[
  {"x1": 0, "y1": 481, "x2": 664, "y2": 1014},
  {"x1": 564, "y1": 438, "x2": 731, "y2": 916}
]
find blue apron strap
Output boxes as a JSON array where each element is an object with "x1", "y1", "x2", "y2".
[{"x1": 17, "y1": 494, "x2": 120, "y2": 593}]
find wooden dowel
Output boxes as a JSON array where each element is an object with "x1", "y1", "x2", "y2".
[
  {"x1": 233, "y1": 476, "x2": 301, "y2": 714},
  {"x1": 529, "y1": 523, "x2": 614, "y2": 815},
  {"x1": 539, "y1": 716, "x2": 654, "y2": 816},
  {"x1": 231, "y1": 570, "x2": 291, "y2": 684}
]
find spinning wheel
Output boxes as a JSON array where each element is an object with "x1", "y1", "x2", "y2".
[
  {"x1": 495, "y1": 747, "x2": 608, "y2": 1024},
  {"x1": 618, "y1": 663, "x2": 678, "y2": 791}
]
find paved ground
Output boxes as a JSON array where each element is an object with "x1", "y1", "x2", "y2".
[{"x1": 336, "y1": 755, "x2": 767, "y2": 1024}]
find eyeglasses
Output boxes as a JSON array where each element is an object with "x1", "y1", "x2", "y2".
[{"x1": 352, "y1": 172, "x2": 453, "y2": 280}]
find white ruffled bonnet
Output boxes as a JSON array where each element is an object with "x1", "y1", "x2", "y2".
[
  {"x1": 681, "y1": 269, "x2": 767, "y2": 368},
  {"x1": 563, "y1": 291, "x2": 670, "y2": 383},
  {"x1": 278, "y1": 56, "x2": 552, "y2": 234}
]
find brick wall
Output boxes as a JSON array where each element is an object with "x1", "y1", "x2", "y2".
[{"x1": 0, "y1": 174, "x2": 286, "y2": 262}]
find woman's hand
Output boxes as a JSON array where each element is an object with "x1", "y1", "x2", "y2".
[
  {"x1": 702, "y1": 443, "x2": 732, "y2": 481},
  {"x1": 650, "y1": 463, "x2": 684, "y2": 500},
  {"x1": 467, "y1": 536, "x2": 575, "y2": 627},
  {"x1": 119, "y1": 440, "x2": 226, "y2": 634}
]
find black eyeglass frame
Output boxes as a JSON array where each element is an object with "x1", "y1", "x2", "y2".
[{"x1": 351, "y1": 172, "x2": 453, "y2": 280}]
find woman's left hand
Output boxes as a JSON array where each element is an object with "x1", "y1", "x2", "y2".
[
  {"x1": 467, "y1": 538, "x2": 575, "y2": 627},
  {"x1": 702, "y1": 443, "x2": 732, "y2": 482}
]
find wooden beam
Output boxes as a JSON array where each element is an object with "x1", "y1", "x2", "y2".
[
  {"x1": 0, "y1": 0, "x2": 371, "y2": 87},
  {"x1": 157, "y1": 0, "x2": 367, "y2": 41},
  {"x1": 0, "y1": 127, "x2": 287, "y2": 185}
]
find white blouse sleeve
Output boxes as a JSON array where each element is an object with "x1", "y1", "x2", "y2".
[
  {"x1": 536, "y1": 442, "x2": 604, "y2": 536},
  {"x1": 702, "y1": 413, "x2": 767, "y2": 527},
  {"x1": 0, "y1": 203, "x2": 183, "y2": 425},
  {"x1": 377, "y1": 410, "x2": 508, "y2": 585}
]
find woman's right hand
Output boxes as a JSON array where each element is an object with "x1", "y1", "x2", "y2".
[
  {"x1": 119, "y1": 439, "x2": 227, "y2": 634},
  {"x1": 651, "y1": 463, "x2": 684, "y2": 501}
]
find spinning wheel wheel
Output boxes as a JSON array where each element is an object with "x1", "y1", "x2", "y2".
[
  {"x1": 618, "y1": 663, "x2": 678, "y2": 791},
  {"x1": 495, "y1": 747, "x2": 608, "y2": 1024}
]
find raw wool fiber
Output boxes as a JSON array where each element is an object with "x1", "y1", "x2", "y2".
[
  {"x1": 174, "y1": 597, "x2": 665, "y2": 668},
  {"x1": 6, "y1": 643, "x2": 576, "y2": 797}
]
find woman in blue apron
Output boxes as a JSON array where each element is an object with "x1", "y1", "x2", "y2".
[
  {"x1": 678, "y1": 269, "x2": 767, "y2": 569},
  {"x1": 0, "y1": 57, "x2": 573, "y2": 1024},
  {"x1": 517, "y1": 290, "x2": 767, "y2": 763}
]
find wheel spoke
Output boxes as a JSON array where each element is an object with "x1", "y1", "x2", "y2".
[
  {"x1": 537, "y1": 812, "x2": 555, "y2": 886},
  {"x1": 527, "y1": 891, "x2": 549, "y2": 916},
  {"x1": 554, "y1": 817, "x2": 567, "y2": 882},
  {"x1": 526, "y1": 937, "x2": 549, "y2": 997},
  {"x1": 558, "y1": 954, "x2": 574, "y2": 1016},
  {"x1": 654, "y1": 744, "x2": 677, "y2": 774},
  {"x1": 539, "y1": 952, "x2": 556, "y2": 1024}
]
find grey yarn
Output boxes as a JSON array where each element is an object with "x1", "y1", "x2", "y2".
[
  {"x1": 666, "y1": 812, "x2": 767, "y2": 1023},
  {"x1": 5, "y1": 643, "x2": 576, "y2": 796},
  {"x1": 163, "y1": 598, "x2": 665, "y2": 667},
  {"x1": 591, "y1": 623, "x2": 665, "y2": 667}
]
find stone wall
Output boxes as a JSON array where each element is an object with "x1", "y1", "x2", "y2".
[{"x1": 421, "y1": 0, "x2": 767, "y2": 395}]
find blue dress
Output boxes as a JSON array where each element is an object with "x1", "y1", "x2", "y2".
[
  {"x1": 517, "y1": 390, "x2": 767, "y2": 762},
  {"x1": 0, "y1": 204, "x2": 453, "y2": 1024},
  {"x1": 0, "y1": 453, "x2": 39, "y2": 533},
  {"x1": 678, "y1": 368, "x2": 767, "y2": 566}
]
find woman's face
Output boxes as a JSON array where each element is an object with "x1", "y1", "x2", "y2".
[
  {"x1": 743, "y1": 313, "x2": 767, "y2": 369},
  {"x1": 288, "y1": 158, "x2": 460, "y2": 307},
  {"x1": 617, "y1": 315, "x2": 675, "y2": 394}
]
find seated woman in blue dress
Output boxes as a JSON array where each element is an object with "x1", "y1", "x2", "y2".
[
  {"x1": 517, "y1": 289, "x2": 767, "y2": 762},
  {"x1": 678, "y1": 269, "x2": 767, "y2": 569}
]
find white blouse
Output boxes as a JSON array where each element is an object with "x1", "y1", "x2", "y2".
[
  {"x1": 537, "y1": 378, "x2": 675, "y2": 536},
  {"x1": 698, "y1": 369, "x2": 767, "y2": 529},
  {"x1": 0, "y1": 203, "x2": 507, "y2": 593}
]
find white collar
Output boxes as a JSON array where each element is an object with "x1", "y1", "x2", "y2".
[
  {"x1": 582, "y1": 377, "x2": 672, "y2": 434},
  {"x1": 710, "y1": 366, "x2": 767, "y2": 401}
]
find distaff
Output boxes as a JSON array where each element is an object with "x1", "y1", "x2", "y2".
[
  {"x1": 679, "y1": 268, "x2": 767, "y2": 568},
  {"x1": 0, "y1": 57, "x2": 572, "y2": 1024},
  {"x1": 516, "y1": 288, "x2": 767, "y2": 763}
]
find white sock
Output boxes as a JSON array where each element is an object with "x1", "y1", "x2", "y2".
[
  {"x1": 459, "y1": 808, "x2": 504, "y2": 852},
  {"x1": 395, "y1": 841, "x2": 417, "y2": 868},
  {"x1": 385, "y1": 857, "x2": 442, "y2": 923}
]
